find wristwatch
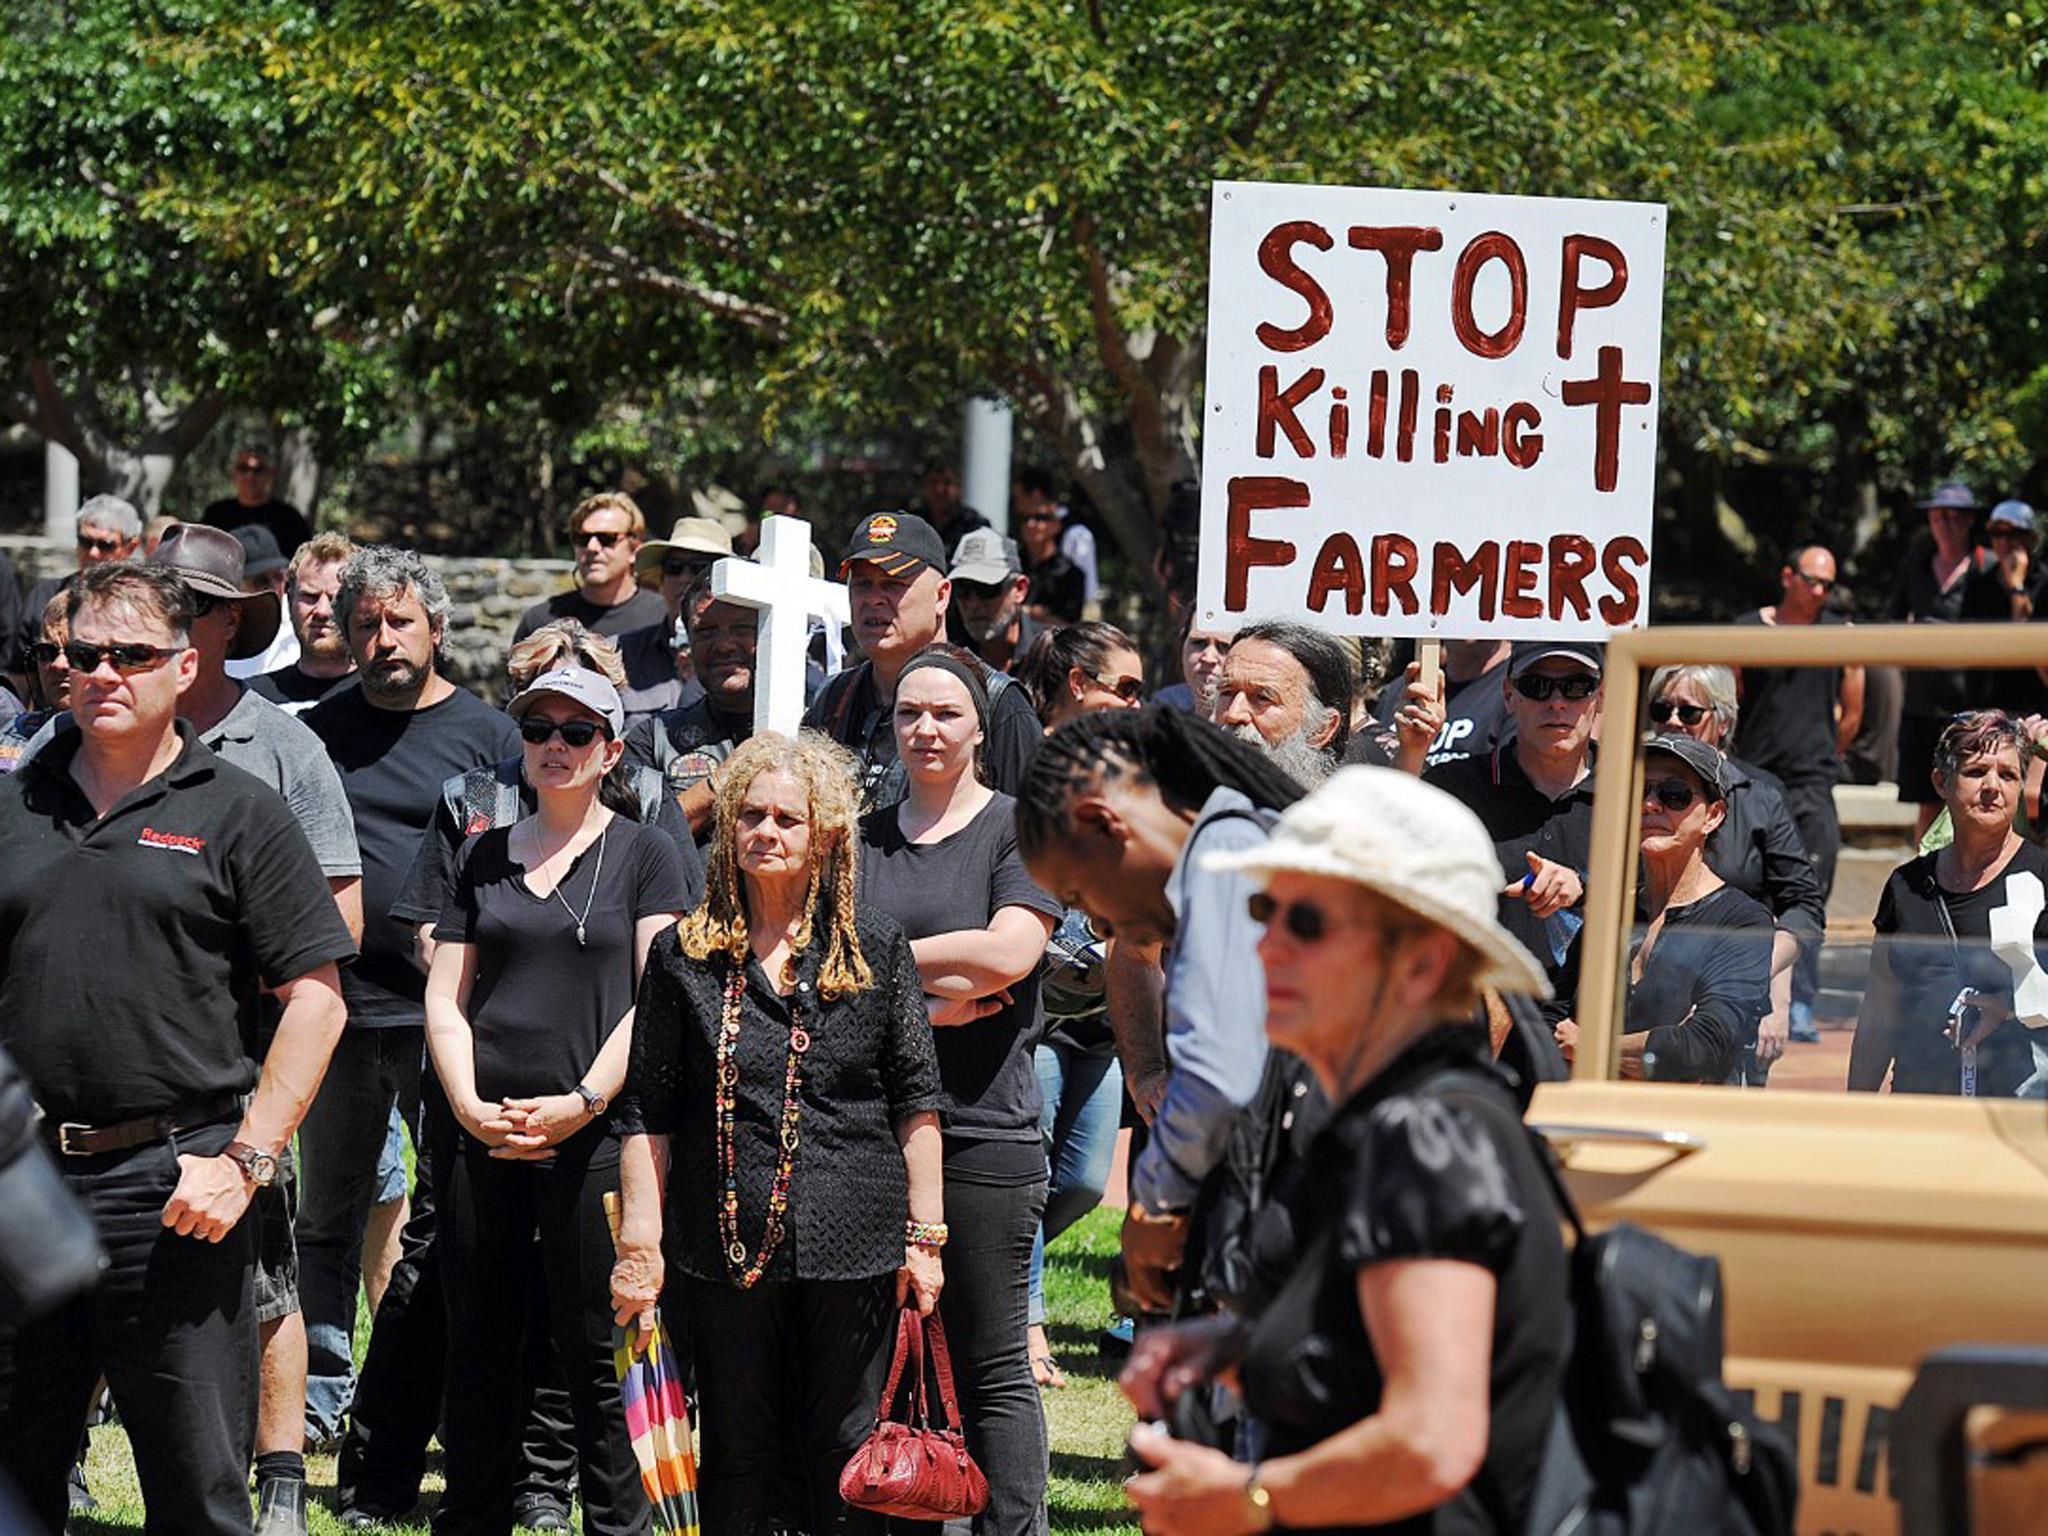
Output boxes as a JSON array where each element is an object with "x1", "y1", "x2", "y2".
[
  {"x1": 573, "y1": 1084, "x2": 609, "y2": 1117},
  {"x1": 224, "y1": 1141, "x2": 280, "y2": 1188},
  {"x1": 1243, "y1": 1467, "x2": 1276, "y2": 1532}
]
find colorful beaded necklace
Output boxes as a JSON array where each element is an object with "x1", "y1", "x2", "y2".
[{"x1": 715, "y1": 956, "x2": 810, "y2": 1288}]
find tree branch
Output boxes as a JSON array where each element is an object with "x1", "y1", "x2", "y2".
[
  {"x1": 1074, "y1": 215, "x2": 1175, "y2": 515},
  {"x1": 578, "y1": 245, "x2": 789, "y2": 338}
]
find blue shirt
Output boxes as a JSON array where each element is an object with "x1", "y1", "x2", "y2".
[{"x1": 1131, "y1": 787, "x2": 1275, "y2": 1212}]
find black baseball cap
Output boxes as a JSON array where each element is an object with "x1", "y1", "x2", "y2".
[
  {"x1": 1508, "y1": 639, "x2": 1605, "y2": 679},
  {"x1": 1643, "y1": 732, "x2": 1727, "y2": 800},
  {"x1": 840, "y1": 512, "x2": 946, "y2": 579}
]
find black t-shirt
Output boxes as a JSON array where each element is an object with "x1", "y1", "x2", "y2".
[
  {"x1": 391, "y1": 758, "x2": 705, "y2": 928},
  {"x1": 306, "y1": 683, "x2": 520, "y2": 1026},
  {"x1": 804, "y1": 660, "x2": 1042, "y2": 815},
  {"x1": 251, "y1": 664, "x2": 356, "y2": 717},
  {"x1": 1731, "y1": 609, "x2": 1845, "y2": 785},
  {"x1": 1023, "y1": 552, "x2": 1086, "y2": 624},
  {"x1": 1626, "y1": 884, "x2": 1775, "y2": 1084},
  {"x1": 1889, "y1": 541, "x2": 2009, "y2": 716},
  {"x1": 1873, "y1": 841, "x2": 2048, "y2": 1097},
  {"x1": 1373, "y1": 657, "x2": 1513, "y2": 769},
  {"x1": 1238, "y1": 1029, "x2": 1567, "y2": 1534},
  {"x1": 512, "y1": 587, "x2": 667, "y2": 645},
  {"x1": 201, "y1": 497, "x2": 313, "y2": 557},
  {"x1": 434, "y1": 818, "x2": 687, "y2": 1106},
  {"x1": 0, "y1": 725, "x2": 357, "y2": 1124},
  {"x1": 858, "y1": 794, "x2": 1059, "y2": 1161},
  {"x1": 1425, "y1": 746, "x2": 1595, "y2": 993},
  {"x1": 8, "y1": 574, "x2": 68, "y2": 678}
]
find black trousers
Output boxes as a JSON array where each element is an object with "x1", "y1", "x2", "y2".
[
  {"x1": 432, "y1": 1127, "x2": 650, "y2": 1536},
  {"x1": 940, "y1": 1174, "x2": 1049, "y2": 1536},
  {"x1": 0, "y1": 1121, "x2": 258, "y2": 1535},
  {"x1": 337, "y1": 1097, "x2": 577, "y2": 1518},
  {"x1": 1779, "y1": 773, "x2": 1841, "y2": 1008},
  {"x1": 687, "y1": 1271, "x2": 896, "y2": 1536}
]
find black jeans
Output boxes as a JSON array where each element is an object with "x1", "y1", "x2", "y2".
[
  {"x1": 940, "y1": 1173, "x2": 1049, "y2": 1536},
  {"x1": 337, "y1": 1094, "x2": 577, "y2": 1518},
  {"x1": 1779, "y1": 773, "x2": 1841, "y2": 1008},
  {"x1": 687, "y1": 1271, "x2": 896, "y2": 1536},
  {"x1": 0, "y1": 1120, "x2": 258, "y2": 1535},
  {"x1": 432, "y1": 1124, "x2": 650, "y2": 1536}
]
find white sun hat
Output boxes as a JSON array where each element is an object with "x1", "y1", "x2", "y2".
[{"x1": 1201, "y1": 764, "x2": 1552, "y2": 998}]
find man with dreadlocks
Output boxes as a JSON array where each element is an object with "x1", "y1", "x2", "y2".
[{"x1": 1016, "y1": 706, "x2": 1303, "y2": 1314}]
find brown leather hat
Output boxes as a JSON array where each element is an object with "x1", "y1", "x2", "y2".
[{"x1": 148, "y1": 523, "x2": 282, "y2": 660}]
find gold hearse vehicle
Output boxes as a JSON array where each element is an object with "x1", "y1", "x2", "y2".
[{"x1": 1532, "y1": 623, "x2": 2048, "y2": 1536}]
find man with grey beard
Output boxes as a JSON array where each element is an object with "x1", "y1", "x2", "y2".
[
  {"x1": 1215, "y1": 620, "x2": 1382, "y2": 784},
  {"x1": 947, "y1": 528, "x2": 1043, "y2": 674}
]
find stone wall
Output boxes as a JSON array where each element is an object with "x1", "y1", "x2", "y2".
[{"x1": 0, "y1": 535, "x2": 577, "y2": 695}]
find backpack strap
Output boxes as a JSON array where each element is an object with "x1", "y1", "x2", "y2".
[{"x1": 627, "y1": 763, "x2": 667, "y2": 824}]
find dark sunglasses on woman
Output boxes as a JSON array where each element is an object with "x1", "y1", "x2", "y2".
[
  {"x1": 1645, "y1": 778, "x2": 1699, "y2": 812},
  {"x1": 1647, "y1": 700, "x2": 1710, "y2": 727},
  {"x1": 1247, "y1": 890, "x2": 1337, "y2": 942},
  {"x1": 1510, "y1": 672, "x2": 1598, "y2": 702},
  {"x1": 1091, "y1": 671, "x2": 1146, "y2": 703},
  {"x1": 519, "y1": 717, "x2": 608, "y2": 747}
]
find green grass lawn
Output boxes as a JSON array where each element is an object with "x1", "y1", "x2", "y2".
[{"x1": 75, "y1": 1207, "x2": 1137, "y2": 1533}]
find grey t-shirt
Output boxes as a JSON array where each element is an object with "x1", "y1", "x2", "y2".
[{"x1": 17, "y1": 688, "x2": 360, "y2": 879}]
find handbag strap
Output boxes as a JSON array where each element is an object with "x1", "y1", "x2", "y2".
[
  {"x1": 920, "y1": 1308, "x2": 969, "y2": 1433},
  {"x1": 872, "y1": 1306, "x2": 923, "y2": 1424}
]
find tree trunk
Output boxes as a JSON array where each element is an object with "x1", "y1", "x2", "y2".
[{"x1": 277, "y1": 426, "x2": 323, "y2": 528}]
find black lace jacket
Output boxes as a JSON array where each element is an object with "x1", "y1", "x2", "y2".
[{"x1": 613, "y1": 904, "x2": 946, "y2": 1283}]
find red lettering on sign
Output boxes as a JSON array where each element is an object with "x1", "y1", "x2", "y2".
[
  {"x1": 1256, "y1": 365, "x2": 1323, "y2": 458},
  {"x1": 1548, "y1": 534, "x2": 1597, "y2": 621},
  {"x1": 1395, "y1": 368, "x2": 1420, "y2": 462},
  {"x1": 1451, "y1": 231, "x2": 1528, "y2": 359},
  {"x1": 1598, "y1": 536, "x2": 1650, "y2": 624},
  {"x1": 1224, "y1": 476, "x2": 1308, "y2": 611},
  {"x1": 1560, "y1": 345, "x2": 1652, "y2": 492},
  {"x1": 1501, "y1": 540, "x2": 1544, "y2": 618},
  {"x1": 1430, "y1": 542, "x2": 1499, "y2": 622},
  {"x1": 1456, "y1": 408, "x2": 1499, "y2": 457},
  {"x1": 1557, "y1": 233, "x2": 1629, "y2": 359},
  {"x1": 1256, "y1": 222, "x2": 1335, "y2": 353},
  {"x1": 1328, "y1": 388, "x2": 1350, "y2": 459},
  {"x1": 1345, "y1": 226, "x2": 1444, "y2": 349},
  {"x1": 1306, "y1": 534, "x2": 1366, "y2": 615},
  {"x1": 1370, "y1": 533, "x2": 1421, "y2": 616},
  {"x1": 1366, "y1": 370, "x2": 1389, "y2": 458},
  {"x1": 1502, "y1": 402, "x2": 1544, "y2": 468}
]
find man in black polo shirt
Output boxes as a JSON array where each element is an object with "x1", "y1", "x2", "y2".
[
  {"x1": 299, "y1": 547, "x2": 519, "y2": 1461},
  {"x1": 1426, "y1": 640, "x2": 1602, "y2": 991},
  {"x1": 0, "y1": 562, "x2": 353, "y2": 1535},
  {"x1": 805, "y1": 511, "x2": 1040, "y2": 811}
]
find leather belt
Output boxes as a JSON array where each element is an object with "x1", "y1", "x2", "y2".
[{"x1": 40, "y1": 1093, "x2": 243, "y2": 1158}]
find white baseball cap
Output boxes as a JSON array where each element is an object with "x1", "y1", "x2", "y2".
[
  {"x1": 508, "y1": 667, "x2": 626, "y2": 740},
  {"x1": 1203, "y1": 765, "x2": 1552, "y2": 997}
]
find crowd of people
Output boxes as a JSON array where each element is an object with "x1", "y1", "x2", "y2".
[{"x1": 0, "y1": 455, "x2": 2045, "y2": 1536}]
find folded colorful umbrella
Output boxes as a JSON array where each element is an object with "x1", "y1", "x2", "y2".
[{"x1": 614, "y1": 1312, "x2": 699, "y2": 1536}]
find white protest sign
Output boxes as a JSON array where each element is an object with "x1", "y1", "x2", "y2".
[
  {"x1": 710, "y1": 515, "x2": 850, "y2": 738},
  {"x1": 1197, "y1": 180, "x2": 1666, "y2": 639}
]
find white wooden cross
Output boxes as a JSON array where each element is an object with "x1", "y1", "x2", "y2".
[{"x1": 710, "y1": 514, "x2": 851, "y2": 738}]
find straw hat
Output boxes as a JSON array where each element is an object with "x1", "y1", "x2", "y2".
[{"x1": 1202, "y1": 765, "x2": 1552, "y2": 997}]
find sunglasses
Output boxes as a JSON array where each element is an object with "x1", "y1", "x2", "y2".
[
  {"x1": 1511, "y1": 672, "x2": 1599, "y2": 702},
  {"x1": 1645, "y1": 777, "x2": 1700, "y2": 812},
  {"x1": 1792, "y1": 569, "x2": 1836, "y2": 591},
  {"x1": 578, "y1": 530, "x2": 627, "y2": 549},
  {"x1": 519, "y1": 717, "x2": 608, "y2": 747},
  {"x1": 1247, "y1": 890, "x2": 1337, "y2": 943},
  {"x1": 26, "y1": 641, "x2": 65, "y2": 668},
  {"x1": 662, "y1": 555, "x2": 712, "y2": 578},
  {"x1": 76, "y1": 534, "x2": 125, "y2": 556},
  {"x1": 1091, "y1": 672, "x2": 1145, "y2": 703},
  {"x1": 1647, "y1": 700, "x2": 1710, "y2": 727},
  {"x1": 64, "y1": 640, "x2": 183, "y2": 674}
]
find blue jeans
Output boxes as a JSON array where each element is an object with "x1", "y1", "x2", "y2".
[
  {"x1": 1027, "y1": 1037, "x2": 1123, "y2": 1328},
  {"x1": 296, "y1": 1027, "x2": 423, "y2": 1443}
]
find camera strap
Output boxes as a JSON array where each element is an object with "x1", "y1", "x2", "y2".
[{"x1": 1933, "y1": 889, "x2": 1979, "y2": 1099}]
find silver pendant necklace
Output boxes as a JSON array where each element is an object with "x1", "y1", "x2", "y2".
[{"x1": 546, "y1": 820, "x2": 608, "y2": 947}]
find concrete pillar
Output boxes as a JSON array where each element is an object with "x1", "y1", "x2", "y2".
[
  {"x1": 43, "y1": 440, "x2": 79, "y2": 542},
  {"x1": 962, "y1": 397, "x2": 1013, "y2": 534}
]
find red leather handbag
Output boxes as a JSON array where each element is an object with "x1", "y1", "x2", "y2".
[{"x1": 839, "y1": 1305, "x2": 991, "y2": 1520}]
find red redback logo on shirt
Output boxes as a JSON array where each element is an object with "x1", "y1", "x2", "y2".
[
  {"x1": 465, "y1": 811, "x2": 491, "y2": 835},
  {"x1": 137, "y1": 826, "x2": 206, "y2": 855}
]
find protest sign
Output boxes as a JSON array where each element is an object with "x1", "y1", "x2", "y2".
[{"x1": 1196, "y1": 180, "x2": 1666, "y2": 639}]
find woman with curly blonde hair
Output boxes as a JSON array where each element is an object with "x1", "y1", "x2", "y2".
[{"x1": 610, "y1": 731, "x2": 946, "y2": 1536}]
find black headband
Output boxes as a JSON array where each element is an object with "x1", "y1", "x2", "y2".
[{"x1": 897, "y1": 649, "x2": 991, "y2": 733}]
